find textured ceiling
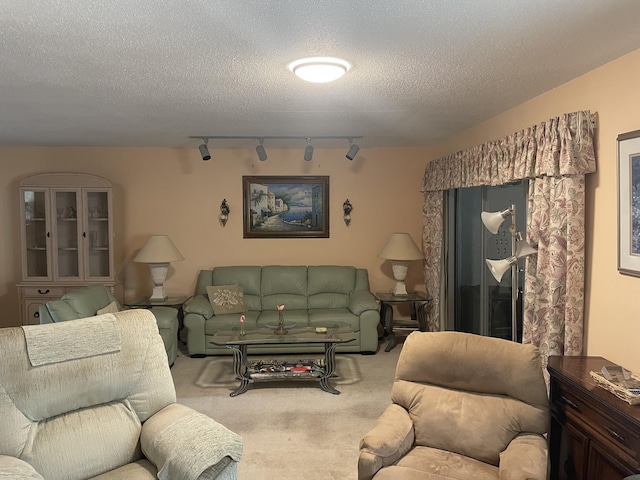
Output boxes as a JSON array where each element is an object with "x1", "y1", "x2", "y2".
[{"x1": 2, "y1": 1, "x2": 640, "y2": 149}]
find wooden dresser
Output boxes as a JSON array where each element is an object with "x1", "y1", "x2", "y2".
[{"x1": 548, "y1": 356, "x2": 640, "y2": 480}]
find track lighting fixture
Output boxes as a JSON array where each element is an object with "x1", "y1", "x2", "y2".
[
  {"x1": 255, "y1": 138, "x2": 267, "y2": 161},
  {"x1": 346, "y1": 138, "x2": 360, "y2": 160},
  {"x1": 304, "y1": 138, "x2": 314, "y2": 161},
  {"x1": 198, "y1": 139, "x2": 211, "y2": 161},
  {"x1": 190, "y1": 136, "x2": 363, "y2": 162}
]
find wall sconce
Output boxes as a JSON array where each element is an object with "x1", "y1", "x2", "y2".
[
  {"x1": 220, "y1": 199, "x2": 230, "y2": 226},
  {"x1": 343, "y1": 199, "x2": 353, "y2": 226}
]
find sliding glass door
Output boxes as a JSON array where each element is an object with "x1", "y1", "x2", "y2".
[{"x1": 447, "y1": 181, "x2": 527, "y2": 341}]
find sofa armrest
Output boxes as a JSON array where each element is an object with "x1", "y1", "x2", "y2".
[
  {"x1": 358, "y1": 404, "x2": 414, "y2": 480},
  {"x1": 349, "y1": 290, "x2": 378, "y2": 316},
  {"x1": 183, "y1": 295, "x2": 213, "y2": 319},
  {"x1": 141, "y1": 403, "x2": 243, "y2": 480},
  {"x1": 498, "y1": 433, "x2": 548, "y2": 480},
  {"x1": 0, "y1": 455, "x2": 45, "y2": 479}
]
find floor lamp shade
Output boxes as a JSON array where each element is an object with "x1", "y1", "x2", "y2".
[
  {"x1": 480, "y1": 208, "x2": 513, "y2": 234},
  {"x1": 134, "y1": 235, "x2": 184, "y2": 300},
  {"x1": 378, "y1": 233, "x2": 423, "y2": 295}
]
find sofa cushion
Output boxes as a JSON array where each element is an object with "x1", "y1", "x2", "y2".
[
  {"x1": 261, "y1": 266, "x2": 308, "y2": 310},
  {"x1": 206, "y1": 285, "x2": 245, "y2": 315},
  {"x1": 308, "y1": 266, "x2": 356, "y2": 309},
  {"x1": 23, "y1": 400, "x2": 143, "y2": 480},
  {"x1": 97, "y1": 301, "x2": 120, "y2": 315}
]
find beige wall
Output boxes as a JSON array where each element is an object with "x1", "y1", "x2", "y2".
[
  {"x1": 0, "y1": 145, "x2": 434, "y2": 328},
  {"x1": 438, "y1": 48, "x2": 640, "y2": 372},
  {"x1": 3, "y1": 47, "x2": 640, "y2": 372}
]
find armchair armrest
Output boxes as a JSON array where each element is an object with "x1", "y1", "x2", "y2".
[
  {"x1": 498, "y1": 433, "x2": 548, "y2": 480},
  {"x1": 349, "y1": 290, "x2": 378, "y2": 316},
  {"x1": 183, "y1": 295, "x2": 214, "y2": 319},
  {"x1": 141, "y1": 403, "x2": 242, "y2": 480},
  {"x1": 358, "y1": 404, "x2": 414, "y2": 480},
  {"x1": 0, "y1": 455, "x2": 45, "y2": 479}
]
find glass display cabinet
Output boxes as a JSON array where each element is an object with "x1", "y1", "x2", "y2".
[{"x1": 17, "y1": 173, "x2": 121, "y2": 325}]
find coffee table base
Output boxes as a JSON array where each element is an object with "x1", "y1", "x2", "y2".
[{"x1": 226, "y1": 342, "x2": 343, "y2": 397}]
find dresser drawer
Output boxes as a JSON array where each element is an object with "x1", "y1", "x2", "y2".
[
  {"x1": 20, "y1": 286, "x2": 66, "y2": 297},
  {"x1": 553, "y1": 383, "x2": 640, "y2": 469}
]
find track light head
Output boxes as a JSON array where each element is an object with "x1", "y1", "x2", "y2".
[
  {"x1": 198, "y1": 140, "x2": 211, "y2": 161},
  {"x1": 304, "y1": 138, "x2": 314, "y2": 161},
  {"x1": 256, "y1": 138, "x2": 267, "y2": 161},
  {"x1": 346, "y1": 139, "x2": 360, "y2": 160}
]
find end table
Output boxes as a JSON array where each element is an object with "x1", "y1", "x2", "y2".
[
  {"x1": 374, "y1": 292, "x2": 432, "y2": 352},
  {"x1": 124, "y1": 296, "x2": 190, "y2": 342}
]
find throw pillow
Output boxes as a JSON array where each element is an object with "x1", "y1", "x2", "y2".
[
  {"x1": 206, "y1": 285, "x2": 246, "y2": 315},
  {"x1": 96, "y1": 301, "x2": 119, "y2": 315}
]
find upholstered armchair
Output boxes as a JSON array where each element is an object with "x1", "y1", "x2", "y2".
[
  {"x1": 359, "y1": 331, "x2": 549, "y2": 480},
  {"x1": 0, "y1": 309, "x2": 242, "y2": 480},
  {"x1": 39, "y1": 284, "x2": 179, "y2": 365}
]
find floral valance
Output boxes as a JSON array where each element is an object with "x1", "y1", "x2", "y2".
[{"x1": 421, "y1": 111, "x2": 596, "y2": 192}]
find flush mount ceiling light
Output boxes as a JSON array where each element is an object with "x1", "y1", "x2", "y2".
[{"x1": 288, "y1": 57, "x2": 351, "y2": 83}]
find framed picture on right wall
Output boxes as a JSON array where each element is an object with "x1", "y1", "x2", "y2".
[{"x1": 617, "y1": 129, "x2": 640, "y2": 276}]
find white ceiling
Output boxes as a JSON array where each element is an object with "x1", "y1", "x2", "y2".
[{"x1": 2, "y1": 1, "x2": 640, "y2": 149}]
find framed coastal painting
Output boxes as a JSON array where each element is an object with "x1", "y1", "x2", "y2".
[
  {"x1": 618, "y1": 130, "x2": 640, "y2": 276},
  {"x1": 242, "y1": 176, "x2": 329, "y2": 238}
]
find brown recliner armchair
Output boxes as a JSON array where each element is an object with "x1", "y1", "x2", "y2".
[{"x1": 359, "y1": 331, "x2": 549, "y2": 480}]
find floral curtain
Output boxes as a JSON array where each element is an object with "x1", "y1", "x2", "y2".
[{"x1": 420, "y1": 111, "x2": 596, "y2": 365}]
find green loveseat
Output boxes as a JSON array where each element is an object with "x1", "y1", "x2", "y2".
[
  {"x1": 183, "y1": 265, "x2": 380, "y2": 356},
  {"x1": 39, "y1": 284, "x2": 179, "y2": 365}
]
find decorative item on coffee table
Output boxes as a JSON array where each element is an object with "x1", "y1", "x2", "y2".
[{"x1": 274, "y1": 304, "x2": 287, "y2": 335}]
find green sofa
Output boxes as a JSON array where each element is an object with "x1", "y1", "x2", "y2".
[
  {"x1": 39, "y1": 284, "x2": 179, "y2": 365},
  {"x1": 183, "y1": 265, "x2": 380, "y2": 356}
]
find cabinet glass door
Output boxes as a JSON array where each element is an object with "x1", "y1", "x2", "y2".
[
  {"x1": 22, "y1": 189, "x2": 50, "y2": 279},
  {"x1": 53, "y1": 189, "x2": 81, "y2": 280},
  {"x1": 85, "y1": 190, "x2": 112, "y2": 279}
]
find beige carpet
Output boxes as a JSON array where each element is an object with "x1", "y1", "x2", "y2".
[{"x1": 171, "y1": 338, "x2": 403, "y2": 480}]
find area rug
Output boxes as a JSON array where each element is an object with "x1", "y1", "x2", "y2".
[{"x1": 171, "y1": 340, "x2": 403, "y2": 480}]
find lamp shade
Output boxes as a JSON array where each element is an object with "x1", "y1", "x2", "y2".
[
  {"x1": 134, "y1": 235, "x2": 184, "y2": 263},
  {"x1": 485, "y1": 256, "x2": 518, "y2": 282},
  {"x1": 481, "y1": 208, "x2": 513, "y2": 235},
  {"x1": 378, "y1": 233, "x2": 423, "y2": 260},
  {"x1": 514, "y1": 232, "x2": 537, "y2": 258}
]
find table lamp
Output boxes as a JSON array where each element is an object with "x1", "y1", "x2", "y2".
[
  {"x1": 134, "y1": 235, "x2": 184, "y2": 301},
  {"x1": 378, "y1": 232, "x2": 423, "y2": 296}
]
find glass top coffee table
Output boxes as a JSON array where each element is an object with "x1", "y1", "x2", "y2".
[{"x1": 210, "y1": 325, "x2": 355, "y2": 397}]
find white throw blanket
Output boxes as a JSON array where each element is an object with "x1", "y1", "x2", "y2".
[{"x1": 21, "y1": 314, "x2": 121, "y2": 366}]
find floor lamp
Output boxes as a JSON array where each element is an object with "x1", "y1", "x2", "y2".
[{"x1": 481, "y1": 205, "x2": 536, "y2": 342}]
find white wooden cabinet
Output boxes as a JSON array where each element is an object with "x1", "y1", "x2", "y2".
[{"x1": 17, "y1": 173, "x2": 121, "y2": 325}]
